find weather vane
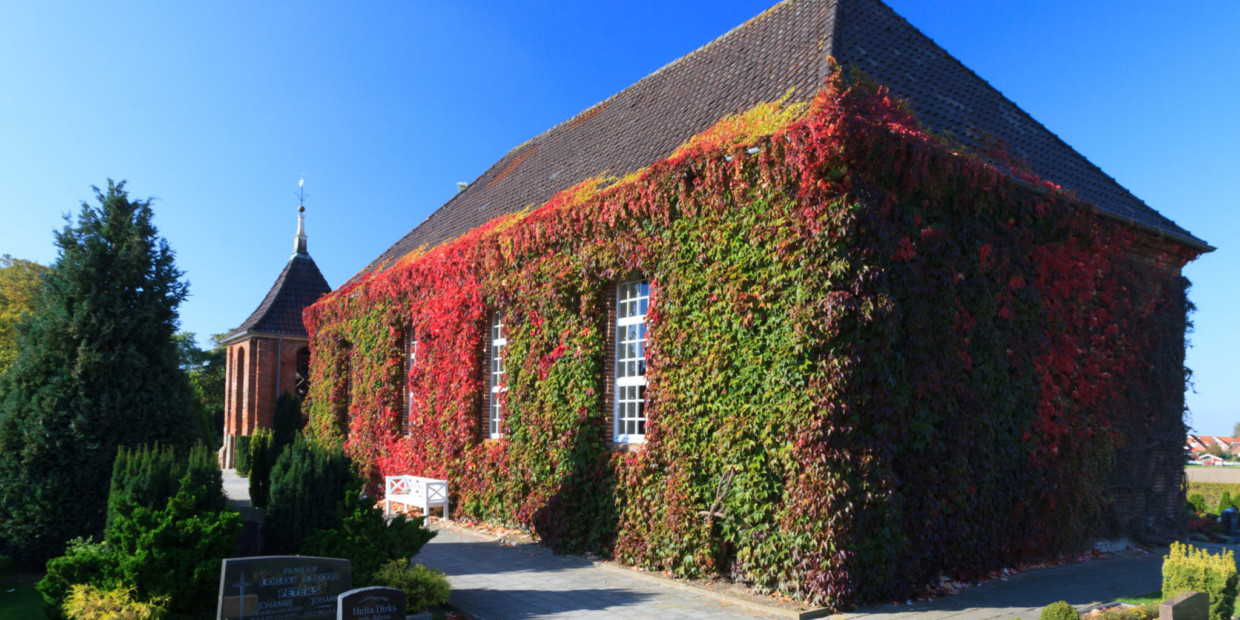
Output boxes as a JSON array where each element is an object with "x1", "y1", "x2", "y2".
[{"x1": 295, "y1": 174, "x2": 308, "y2": 211}]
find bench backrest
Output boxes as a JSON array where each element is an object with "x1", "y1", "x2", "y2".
[{"x1": 386, "y1": 475, "x2": 448, "y2": 503}]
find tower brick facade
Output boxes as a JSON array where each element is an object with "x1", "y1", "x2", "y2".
[{"x1": 220, "y1": 206, "x2": 330, "y2": 468}]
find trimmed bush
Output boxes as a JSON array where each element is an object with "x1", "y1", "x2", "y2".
[
  {"x1": 372, "y1": 560, "x2": 451, "y2": 612},
  {"x1": 107, "y1": 443, "x2": 225, "y2": 531},
  {"x1": 63, "y1": 585, "x2": 167, "y2": 620},
  {"x1": 301, "y1": 479, "x2": 436, "y2": 585},
  {"x1": 1040, "y1": 601, "x2": 1079, "y2": 620},
  {"x1": 37, "y1": 538, "x2": 122, "y2": 620},
  {"x1": 248, "y1": 428, "x2": 274, "y2": 508},
  {"x1": 106, "y1": 475, "x2": 241, "y2": 617},
  {"x1": 1189, "y1": 493, "x2": 1209, "y2": 515},
  {"x1": 1219, "y1": 491, "x2": 1235, "y2": 514},
  {"x1": 1162, "y1": 541, "x2": 1239, "y2": 620},
  {"x1": 234, "y1": 435, "x2": 253, "y2": 476},
  {"x1": 262, "y1": 437, "x2": 353, "y2": 554}
]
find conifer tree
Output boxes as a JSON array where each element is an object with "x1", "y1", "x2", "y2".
[{"x1": 0, "y1": 181, "x2": 198, "y2": 565}]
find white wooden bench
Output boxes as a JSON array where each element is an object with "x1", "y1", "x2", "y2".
[{"x1": 384, "y1": 475, "x2": 450, "y2": 520}]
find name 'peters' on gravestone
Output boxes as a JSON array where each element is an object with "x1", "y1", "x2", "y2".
[
  {"x1": 337, "y1": 586, "x2": 406, "y2": 620},
  {"x1": 217, "y1": 556, "x2": 352, "y2": 620}
]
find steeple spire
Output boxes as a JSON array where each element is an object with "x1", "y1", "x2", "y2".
[{"x1": 294, "y1": 177, "x2": 308, "y2": 255}]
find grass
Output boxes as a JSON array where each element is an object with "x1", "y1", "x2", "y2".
[
  {"x1": 1115, "y1": 589, "x2": 1161, "y2": 607},
  {"x1": 0, "y1": 555, "x2": 46, "y2": 620}
]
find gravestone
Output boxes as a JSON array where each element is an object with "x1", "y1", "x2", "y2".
[
  {"x1": 1160, "y1": 591, "x2": 1208, "y2": 620},
  {"x1": 217, "y1": 555, "x2": 352, "y2": 620},
  {"x1": 337, "y1": 586, "x2": 406, "y2": 620}
]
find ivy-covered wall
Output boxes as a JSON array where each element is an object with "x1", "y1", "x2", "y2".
[{"x1": 303, "y1": 74, "x2": 1197, "y2": 609}]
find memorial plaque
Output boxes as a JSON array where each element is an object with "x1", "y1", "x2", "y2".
[
  {"x1": 337, "y1": 586, "x2": 406, "y2": 620},
  {"x1": 217, "y1": 556, "x2": 352, "y2": 620}
]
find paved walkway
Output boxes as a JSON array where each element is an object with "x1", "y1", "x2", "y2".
[
  {"x1": 417, "y1": 524, "x2": 1181, "y2": 620},
  {"x1": 418, "y1": 527, "x2": 778, "y2": 619},
  {"x1": 221, "y1": 469, "x2": 1183, "y2": 619},
  {"x1": 842, "y1": 551, "x2": 1163, "y2": 619}
]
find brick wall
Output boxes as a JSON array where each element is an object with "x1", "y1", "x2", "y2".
[{"x1": 222, "y1": 334, "x2": 311, "y2": 460}]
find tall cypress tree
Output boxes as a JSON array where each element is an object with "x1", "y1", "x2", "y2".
[{"x1": 0, "y1": 181, "x2": 198, "y2": 565}]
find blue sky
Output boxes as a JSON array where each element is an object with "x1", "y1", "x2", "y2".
[{"x1": 1, "y1": 1, "x2": 1236, "y2": 433}]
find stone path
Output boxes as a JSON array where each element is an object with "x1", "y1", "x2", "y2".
[
  {"x1": 417, "y1": 527, "x2": 779, "y2": 619},
  {"x1": 221, "y1": 469, "x2": 1191, "y2": 620},
  {"x1": 842, "y1": 550, "x2": 1163, "y2": 620},
  {"x1": 416, "y1": 522, "x2": 1180, "y2": 620}
]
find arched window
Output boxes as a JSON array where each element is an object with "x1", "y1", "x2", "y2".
[{"x1": 235, "y1": 346, "x2": 247, "y2": 431}]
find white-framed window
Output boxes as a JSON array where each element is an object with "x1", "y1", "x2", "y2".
[
  {"x1": 405, "y1": 326, "x2": 418, "y2": 437},
  {"x1": 615, "y1": 277, "x2": 650, "y2": 443},
  {"x1": 488, "y1": 313, "x2": 507, "y2": 439}
]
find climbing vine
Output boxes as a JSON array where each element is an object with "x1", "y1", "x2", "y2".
[{"x1": 303, "y1": 69, "x2": 1196, "y2": 609}]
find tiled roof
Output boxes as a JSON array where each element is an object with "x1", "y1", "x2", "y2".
[
  {"x1": 355, "y1": 0, "x2": 1206, "y2": 281},
  {"x1": 224, "y1": 252, "x2": 331, "y2": 342}
]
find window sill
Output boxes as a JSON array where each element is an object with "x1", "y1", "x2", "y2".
[{"x1": 610, "y1": 440, "x2": 645, "y2": 453}]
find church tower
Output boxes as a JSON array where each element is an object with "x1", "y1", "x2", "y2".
[{"x1": 220, "y1": 202, "x2": 331, "y2": 468}]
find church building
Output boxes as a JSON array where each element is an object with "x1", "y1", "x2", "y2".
[
  {"x1": 299, "y1": 0, "x2": 1210, "y2": 608},
  {"x1": 220, "y1": 205, "x2": 331, "y2": 468}
]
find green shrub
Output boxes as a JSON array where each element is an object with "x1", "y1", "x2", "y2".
[
  {"x1": 262, "y1": 437, "x2": 353, "y2": 554},
  {"x1": 107, "y1": 443, "x2": 225, "y2": 531},
  {"x1": 372, "y1": 560, "x2": 451, "y2": 612},
  {"x1": 106, "y1": 475, "x2": 241, "y2": 618},
  {"x1": 63, "y1": 585, "x2": 167, "y2": 620},
  {"x1": 37, "y1": 538, "x2": 122, "y2": 619},
  {"x1": 1162, "y1": 541, "x2": 1239, "y2": 620},
  {"x1": 248, "y1": 428, "x2": 274, "y2": 508},
  {"x1": 272, "y1": 391, "x2": 304, "y2": 452},
  {"x1": 1219, "y1": 491, "x2": 1235, "y2": 513},
  {"x1": 1040, "y1": 600, "x2": 1079, "y2": 620},
  {"x1": 301, "y1": 479, "x2": 436, "y2": 585},
  {"x1": 234, "y1": 435, "x2": 253, "y2": 476},
  {"x1": 1189, "y1": 492, "x2": 1210, "y2": 514}
]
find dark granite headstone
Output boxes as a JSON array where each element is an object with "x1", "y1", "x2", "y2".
[
  {"x1": 217, "y1": 555, "x2": 352, "y2": 620},
  {"x1": 1160, "y1": 591, "x2": 1208, "y2": 620},
  {"x1": 337, "y1": 586, "x2": 406, "y2": 620}
]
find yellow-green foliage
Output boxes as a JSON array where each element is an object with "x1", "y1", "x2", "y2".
[
  {"x1": 372, "y1": 560, "x2": 451, "y2": 612},
  {"x1": 669, "y1": 89, "x2": 807, "y2": 159},
  {"x1": 1163, "y1": 542, "x2": 1239, "y2": 620},
  {"x1": 1040, "y1": 600, "x2": 1079, "y2": 620},
  {"x1": 63, "y1": 584, "x2": 167, "y2": 620}
]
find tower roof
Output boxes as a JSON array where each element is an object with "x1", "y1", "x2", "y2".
[
  {"x1": 224, "y1": 210, "x2": 331, "y2": 344},
  {"x1": 354, "y1": 0, "x2": 1207, "y2": 281}
]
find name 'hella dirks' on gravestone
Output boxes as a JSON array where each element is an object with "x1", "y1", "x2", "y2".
[
  {"x1": 337, "y1": 586, "x2": 406, "y2": 620},
  {"x1": 217, "y1": 556, "x2": 352, "y2": 620}
]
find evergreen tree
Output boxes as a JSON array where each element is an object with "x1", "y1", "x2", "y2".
[{"x1": 0, "y1": 181, "x2": 198, "y2": 565}]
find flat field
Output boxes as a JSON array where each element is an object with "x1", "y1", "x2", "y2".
[{"x1": 1186, "y1": 466, "x2": 1240, "y2": 484}]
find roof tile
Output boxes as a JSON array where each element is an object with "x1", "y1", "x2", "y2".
[{"x1": 355, "y1": 0, "x2": 1204, "y2": 281}]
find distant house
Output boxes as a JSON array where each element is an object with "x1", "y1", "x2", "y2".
[
  {"x1": 301, "y1": 0, "x2": 1210, "y2": 609},
  {"x1": 1197, "y1": 453, "x2": 1226, "y2": 467},
  {"x1": 1186, "y1": 434, "x2": 1240, "y2": 460}
]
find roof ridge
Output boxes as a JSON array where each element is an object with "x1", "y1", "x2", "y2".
[
  {"x1": 855, "y1": 0, "x2": 1175, "y2": 231},
  {"x1": 818, "y1": 0, "x2": 843, "y2": 83},
  {"x1": 354, "y1": 0, "x2": 816, "y2": 281}
]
